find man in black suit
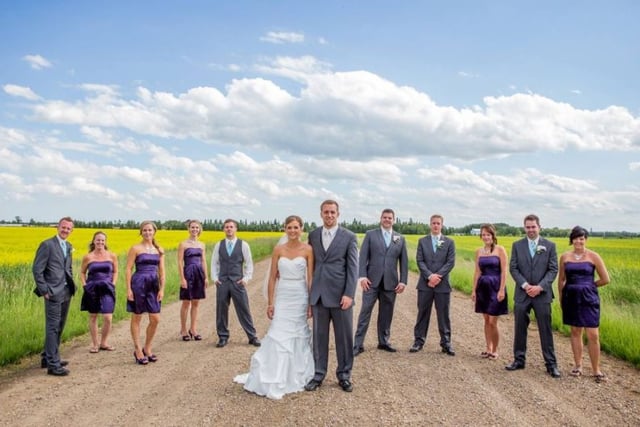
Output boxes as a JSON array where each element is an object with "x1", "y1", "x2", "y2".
[
  {"x1": 33, "y1": 216, "x2": 76, "y2": 376},
  {"x1": 505, "y1": 214, "x2": 560, "y2": 378},
  {"x1": 410, "y1": 214, "x2": 456, "y2": 356},
  {"x1": 353, "y1": 208, "x2": 408, "y2": 355}
]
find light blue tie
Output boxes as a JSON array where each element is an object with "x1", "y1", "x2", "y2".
[
  {"x1": 226, "y1": 240, "x2": 233, "y2": 256},
  {"x1": 432, "y1": 237, "x2": 438, "y2": 252},
  {"x1": 60, "y1": 240, "x2": 67, "y2": 258},
  {"x1": 384, "y1": 231, "x2": 391, "y2": 247},
  {"x1": 529, "y1": 240, "x2": 536, "y2": 258}
]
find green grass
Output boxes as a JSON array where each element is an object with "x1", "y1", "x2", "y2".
[
  {"x1": 2, "y1": 234, "x2": 639, "y2": 368},
  {"x1": 0, "y1": 237, "x2": 280, "y2": 366},
  {"x1": 404, "y1": 235, "x2": 640, "y2": 368}
]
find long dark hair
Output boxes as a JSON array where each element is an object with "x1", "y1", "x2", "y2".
[{"x1": 480, "y1": 223, "x2": 498, "y2": 253}]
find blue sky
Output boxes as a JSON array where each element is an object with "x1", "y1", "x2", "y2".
[{"x1": 1, "y1": 1, "x2": 639, "y2": 231}]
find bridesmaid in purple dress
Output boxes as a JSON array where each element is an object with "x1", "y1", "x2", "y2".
[
  {"x1": 125, "y1": 221, "x2": 165, "y2": 365},
  {"x1": 472, "y1": 224, "x2": 508, "y2": 360},
  {"x1": 558, "y1": 226, "x2": 610, "y2": 382},
  {"x1": 80, "y1": 231, "x2": 119, "y2": 353},
  {"x1": 177, "y1": 219, "x2": 208, "y2": 341}
]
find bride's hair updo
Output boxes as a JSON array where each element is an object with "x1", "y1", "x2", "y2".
[{"x1": 284, "y1": 215, "x2": 304, "y2": 228}]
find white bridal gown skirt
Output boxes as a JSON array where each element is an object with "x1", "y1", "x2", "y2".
[{"x1": 234, "y1": 257, "x2": 314, "y2": 400}]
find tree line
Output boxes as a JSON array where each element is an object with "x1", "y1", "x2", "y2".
[{"x1": 3, "y1": 217, "x2": 638, "y2": 238}]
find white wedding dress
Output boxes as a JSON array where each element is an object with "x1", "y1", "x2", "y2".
[{"x1": 234, "y1": 256, "x2": 314, "y2": 399}]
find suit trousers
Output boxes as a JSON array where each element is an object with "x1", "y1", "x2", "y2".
[
  {"x1": 513, "y1": 297, "x2": 557, "y2": 366},
  {"x1": 354, "y1": 284, "x2": 397, "y2": 347},
  {"x1": 42, "y1": 288, "x2": 71, "y2": 368},
  {"x1": 312, "y1": 304, "x2": 353, "y2": 381},
  {"x1": 414, "y1": 288, "x2": 452, "y2": 347},
  {"x1": 216, "y1": 281, "x2": 257, "y2": 340}
]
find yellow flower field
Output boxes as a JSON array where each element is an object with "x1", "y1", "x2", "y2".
[{"x1": 0, "y1": 227, "x2": 283, "y2": 266}]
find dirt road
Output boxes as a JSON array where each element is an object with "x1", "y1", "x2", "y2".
[{"x1": 1, "y1": 259, "x2": 638, "y2": 426}]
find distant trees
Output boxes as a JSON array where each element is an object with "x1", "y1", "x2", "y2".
[{"x1": 0, "y1": 217, "x2": 638, "y2": 238}]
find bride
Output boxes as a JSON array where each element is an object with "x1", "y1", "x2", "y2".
[{"x1": 233, "y1": 215, "x2": 314, "y2": 399}]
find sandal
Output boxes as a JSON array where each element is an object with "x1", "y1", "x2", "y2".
[
  {"x1": 89, "y1": 347, "x2": 99, "y2": 354},
  {"x1": 480, "y1": 351, "x2": 490, "y2": 358},
  {"x1": 487, "y1": 353, "x2": 499, "y2": 360},
  {"x1": 99, "y1": 345, "x2": 115, "y2": 351},
  {"x1": 143, "y1": 348, "x2": 158, "y2": 363},
  {"x1": 189, "y1": 330, "x2": 202, "y2": 341},
  {"x1": 593, "y1": 373, "x2": 607, "y2": 383},
  {"x1": 570, "y1": 367, "x2": 583, "y2": 377}
]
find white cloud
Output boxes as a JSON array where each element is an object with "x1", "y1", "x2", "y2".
[
  {"x1": 3, "y1": 84, "x2": 41, "y2": 100},
  {"x1": 25, "y1": 64, "x2": 640, "y2": 164},
  {"x1": 630, "y1": 162, "x2": 640, "y2": 171},
  {"x1": 260, "y1": 31, "x2": 305, "y2": 44},
  {"x1": 22, "y1": 54, "x2": 52, "y2": 70}
]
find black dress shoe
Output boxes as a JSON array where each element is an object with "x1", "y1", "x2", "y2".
[
  {"x1": 353, "y1": 346, "x2": 365, "y2": 356},
  {"x1": 47, "y1": 367, "x2": 69, "y2": 376},
  {"x1": 409, "y1": 342, "x2": 423, "y2": 353},
  {"x1": 505, "y1": 361, "x2": 526, "y2": 371},
  {"x1": 441, "y1": 346, "x2": 456, "y2": 356},
  {"x1": 547, "y1": 365, "x2": 561, "y2": 378},
  {"x1": 249, "y1": 338, "x2": 261, "y2": 347},
  {"x1": 304, "y1": 379, "x2": 322, "y2": 391},
  {"x1": 41, "y1": 359, "x2": 69, "y2": 369},
  {"x1": 377, "y1": 344, "x2": 397, "y2": 353},
  {"x1": 339, "y1": 379, "x2": 353, "y2": 392},
  {"x1": 216, "y1": 338, "x2": 228, "y2": 348}
]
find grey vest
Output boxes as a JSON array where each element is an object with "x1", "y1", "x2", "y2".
[{"x1": 218, "y1": 239, "x2": 244, "y2": 283}]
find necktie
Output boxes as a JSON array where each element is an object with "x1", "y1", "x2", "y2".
[
  {"x1": 227, "y1": 240, "x2": 233, "y2": 256},
  {"x1": 529, "y1": 240, "x2": 536, "y2": 257},
  {"x1": 322, "y1": 230, "x2": 331, "y2": 250},
  {"x1": 60, "y1": 240, "x2": 67, "y2": 258},
  {"x1": 384, "y1": 231, "x2": 391, "y2": 247},
  {"x1": 432, "y1": 237, "x2": 438, "y2": 252}
]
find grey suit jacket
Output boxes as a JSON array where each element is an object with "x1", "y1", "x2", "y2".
[
  {"x1": 416, "y1": 235, "x2": 456, "y2": 293},
  {"x1": 33, "y1": 236, "x2": 76, "y2": 300},
  {"x1": 359, "y1": 229, "x2": 408, "y2": 291},
  {"x1": 308, "y1": 226, "x2": 359, "y2": 308},
  {"x1": 509, "y1": 237, "x2": 558, "y2": 304}
]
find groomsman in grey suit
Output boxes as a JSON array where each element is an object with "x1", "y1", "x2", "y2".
[
  {"x1": 505, "y1": 214, "x2": 560, "y2": 378},
  {"x1": 211, "y1": 219, "x2": 261, "y2": 348},
  {"x1": 410, "y1": 214, "x2": 456, "y2": 356},
  {"x1": 354, "y1": 208, "x2": 408, "y2": 355},
  {"x1": 33, "y1": 216, "x2": 77, "y2": 376},
  {"x1": 305, "y1": 200, "x2": 359, "y2": 393}
]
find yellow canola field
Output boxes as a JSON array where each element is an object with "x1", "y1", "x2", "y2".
[{"x1": 0, "y1": 227, "x2": 282, "y2": 266}]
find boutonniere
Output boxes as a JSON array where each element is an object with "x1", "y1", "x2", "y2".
[
  {"x1": 392, "y1": 235, "x2": 400, "y2": 244},
  {"x1": 535, "y1": 245, "x2": 546, "y2": 254},
  {"x1": 436, "y1": 239, "x2": 444, "y2": 250}
]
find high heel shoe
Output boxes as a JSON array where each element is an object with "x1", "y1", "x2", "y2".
[
  {"x1": 189, "y1": 330, "x2": 202, "y2": 341},
  {"x1": 142, "y1": 348, "x2": 158, "y2": 362},
  {"x1": 133, "y1": 351, "x2": 148, "y2": 365},
  {"x1": 181, "y1": 332, "x2": 191, "y2": 341}
]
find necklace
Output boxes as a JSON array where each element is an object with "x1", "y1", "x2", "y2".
[
  {"x1": 482, "y1": 246, "x2": 492, "y2": 254},
  {"x1": 573, "y1": 252, "x2": 585, "y2": 260},
  {"x1": 187, "y1": 239, "x2": 198, "y2": 245},
  {"x1": 145, "y1": 245, "x2": 154, "y2": 253}
]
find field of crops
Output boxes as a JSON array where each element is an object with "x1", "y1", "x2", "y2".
[{"x1": 1, "y1": 228, "x2": 638, "y2": 367}]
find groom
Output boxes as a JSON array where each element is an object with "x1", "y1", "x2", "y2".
[{"x1": 305, "y1": 200, "x2": 359, "y2": 393}]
